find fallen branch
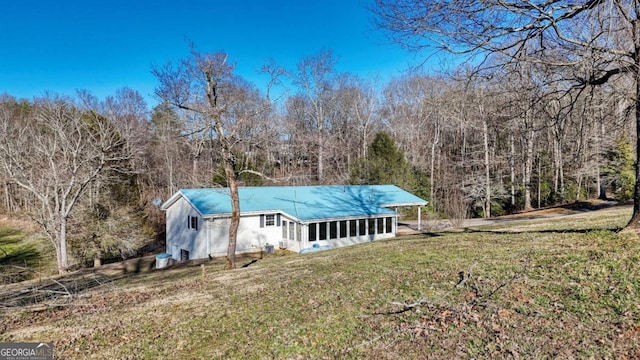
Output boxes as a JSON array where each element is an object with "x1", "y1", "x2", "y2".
[
  {"x1": 376, "y1": 297, "x2": 431, "y2": 315},
  {"x1": 0, "y1": 265, "x2": 72, "y2": 310},
  {"x1": 455, "y1": 261, "x2": 478, "y2": 288},
  {"x1": 469, "y1": 271, "x2": 522, "y2": 309}
]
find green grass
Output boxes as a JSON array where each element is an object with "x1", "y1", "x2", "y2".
[
  {"x1": 0, "y1": 225, "x2": 56, "y2": 283},
  {"x1": 2, "y1": 205, "x2": 640, "y2": 359}
]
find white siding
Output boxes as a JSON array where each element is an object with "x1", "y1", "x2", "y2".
[
  {"x1": 205, "y1": 215, "x2": 283, "y2": 257},
  {"x1": 166, "y1": 212, "x2": 294, "y2": 259},
  {"x1": 165, "y1": 197, "x2": 201, "y2": 261},
  {"x1": 165, "y1": 195, "x2": 399, "y2": 260}
]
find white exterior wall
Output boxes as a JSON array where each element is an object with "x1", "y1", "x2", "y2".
[
  {"x1": 166, "y1": 200, "x2": 299, "y2": 259},
  {"x1": 166, "y1": 195, "x2": 399, "y2": 260},
  {"x1": 204, "y1": 214, "x2": 285, "y2": 257},
  {"x1": 165, "y1": 197, "x2": 202, "y2": 261}
]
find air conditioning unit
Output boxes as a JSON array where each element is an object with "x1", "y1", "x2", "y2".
[{"x1": 279, "y1": 240, "x2": 288, "y2": 249}]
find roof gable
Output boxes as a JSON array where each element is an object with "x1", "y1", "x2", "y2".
[{"x1": 162, "y1": 185, "x2": 427, "y2": 222}]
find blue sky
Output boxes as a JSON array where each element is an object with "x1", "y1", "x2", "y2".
[{"x1": 0, "y1": 0, "x2": 432, "y2": 107}]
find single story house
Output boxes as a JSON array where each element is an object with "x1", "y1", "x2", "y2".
[{"x1": 160, "y1": 184, "x2": 428, "y2": 261}]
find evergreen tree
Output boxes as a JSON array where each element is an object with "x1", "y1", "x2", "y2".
[
  {"x1": 350, "y1": 132, "x2": 417, "y2": 191},
  {"x1": 603, "y1": 135, "x2": 636, "y2": 202}
]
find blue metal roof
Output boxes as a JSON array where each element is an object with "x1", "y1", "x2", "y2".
[{"x1": 167, "y1": 185, "x2": 427, "y2": 222}]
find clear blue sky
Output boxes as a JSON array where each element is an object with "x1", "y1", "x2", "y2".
[{"x1": 0, "y1": 0, "x2": 435, "y2": 108}]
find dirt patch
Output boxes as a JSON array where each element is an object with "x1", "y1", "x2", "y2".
[{"x1": 0, "y1": 217, "x2": 39, "y2": 233}]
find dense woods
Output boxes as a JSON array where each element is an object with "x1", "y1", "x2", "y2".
[
  {"x1": 372, "y1": 0, "x2": 640, "y2": 224},
  {"x1": 1, "y1": 1, "x2": 638, "y2": 271}
]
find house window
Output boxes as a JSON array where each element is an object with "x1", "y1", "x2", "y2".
[
  {"x1": 329, "y1": 221, "x2": 337, "y2": 239},
  {"x1": 358, "y1": 219, "x2": 366, "y2": 236},
  {"x1": 180, "y1": 249, "x2": 190, "y2": 261},
  {"x1": 349, "y1": 220, "x2": 357, "y2": 237},
  {"x1": 296, "y1": 223, "x2": 302, "y2": 241},
  {"x1": 319, "y1": 222, "x2": 327, "y2": 240},
  {"x1": 266, "y1": 214, "x2": 275, "y2": 226},
  {"x1": 289, "y1": 222, "x2": 295, "y2": 240},
  {"x1": 368, "y1": 218, "x2": 376, "y2": 235},
  {"x1": 386, "y1": 217, "x2": 393, "y2": 233},
  {"x1": 339, "y1": 220, "x2": 347, "y2": 238},
  {"x1": 377, "y1": 217, "x2": 384, "y2": 234},
  {"x1": 309, "y1": 223, "x2": 317, "y2": 242},
  {"x1": 187, "y1": 215, "x2": 198, "y2": 231},
  {"x1": 282, "y1": 220, "x2": 288, "y2": 238}
]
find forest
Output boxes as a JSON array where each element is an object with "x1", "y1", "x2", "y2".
[{"x1": 1, "y1": 0, "x2": 638, "y2": 273}]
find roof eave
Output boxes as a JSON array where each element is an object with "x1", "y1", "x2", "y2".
[
  {"x1": 299, "y1": 213, "x2": 400, "y2": 224},
  {"x1": 160, "y1": 190, "x2": 185, "y2": 211},
  {"x1": 203, "y1": 209, "x2": 283, "y2": 220},
  {"x1": 381, "y1": 201, "x2": 429, "y2": 207}
]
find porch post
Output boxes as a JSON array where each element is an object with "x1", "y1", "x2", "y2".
[{"x1": 418, "y1": 206, "x2": 422, "y2": 231}]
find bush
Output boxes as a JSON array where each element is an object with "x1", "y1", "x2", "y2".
[{"x1": 602, "y1": 135, "x2": 635, "y2": 202}]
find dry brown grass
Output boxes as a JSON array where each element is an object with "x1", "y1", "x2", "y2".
[{"x1": 1, "y1": 203, "x2": 639, "y2": 359}]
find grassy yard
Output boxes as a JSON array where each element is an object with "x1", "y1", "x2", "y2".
[
  {"x1": 0, "y1": 219, "x2": 56, "y2": 283},
  {"x1": 1, "y1": 204, "x2": 640, "y2": 359}
]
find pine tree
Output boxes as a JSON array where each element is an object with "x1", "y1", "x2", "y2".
[{"x1": 350, "y1": 132, "x2": 417, "y2": 191}]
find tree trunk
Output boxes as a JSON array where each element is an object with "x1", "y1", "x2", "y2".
[
  {"x1": 94, "y1": 254, "x2": 102, "y2": 268},
  {"x1": 483, "y1": 117, "x2": 491, "y2": 218},
  {"x1": 430, "y1": 121, "x2": 440, "y2": 209},
  {"x1": 510, "y1": 133, "x2": 515, "y2": 208},
  {"x1": 3, "y1": 182, "x2": 12, "y2": 212},
  {"x1": 559, "y1": 146, "x2": 565, "y2": 201},
  {"x1": 224, "y1": 156, "x2": 240, "y2": 270},
  {"x1": 626, "y1": 54, "x2": 640, "y2": 229},
  {"x1": 537, "y1": 154, "x2": 541, "y2": 208},
  {"x1": 553, "y1": 137, "x2": 559, "y2": 197},
  {"x1": 165, "y1": 146, "x2": 175, "y2": 196},
  {"x1": 523, "y1": 126, "x2": 534, "y2": 210},
  {"x1": 58, "y1": 215, "x2": 69, "y2": 273},
  {"x1": 596, "y1": 116, "x2": 605, "y2": 200},
  {"x1": 317, "y1": 133, "x2": 324, "y2": 183},
  {"x1": 55, "y1": 241, "x2": 63, "y2": 275},
  {"x1": 361, "y1": 125, "x2": 367, "y2": 159}
]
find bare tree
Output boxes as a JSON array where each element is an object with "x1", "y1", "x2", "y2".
[
  {"x1": 149, "y1": 101, "x2": 185, "y2": 196},
  {"x1": 153, "y1": 47, "x2": 274, "y2": 269},
  {"x1": 383, "y1": 74, "x2": 455, "y2": 211},
  {"x1": 290, "y1": 49, "x2": 339, "y2": 183},
  {"x1": 0, "y1": 95, "x2": 133, "y2": 273},
  {"x1": 371, "y1": 0, "x2": 640, "y2": 228}
]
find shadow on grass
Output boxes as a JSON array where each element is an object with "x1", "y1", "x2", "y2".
[
  {"x1": 419, "y1": 231, "x2": 445, "y2": 237},
  {"x1": 0, "y1": 229, "x2": 43, "y2": 284},
  {"x1": 0, "y1": 229, "x2": 38, "y2": 262},
  {"x1": 119, "y1": 256, "x2": 157, "y2": 274},
  {"x1": 0, "y1": 243, "x2": 40, "y2": 266},
  {"x1": 241, "y1": 259, "x2": 259, "y2": 268},
  {"x1": 459, "y1": 226, "x2": 624, "y2": 235},
  {"x1": 397, "y1": 230, "x2": 445, "y2": 239}
]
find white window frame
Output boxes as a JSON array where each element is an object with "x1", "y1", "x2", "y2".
[
  {"x1": 187, "y1": 215, "x2": 198, "y2": 231},
  {"x1": 265, "y1": 214, "x2": 275, "y2": 226}
]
